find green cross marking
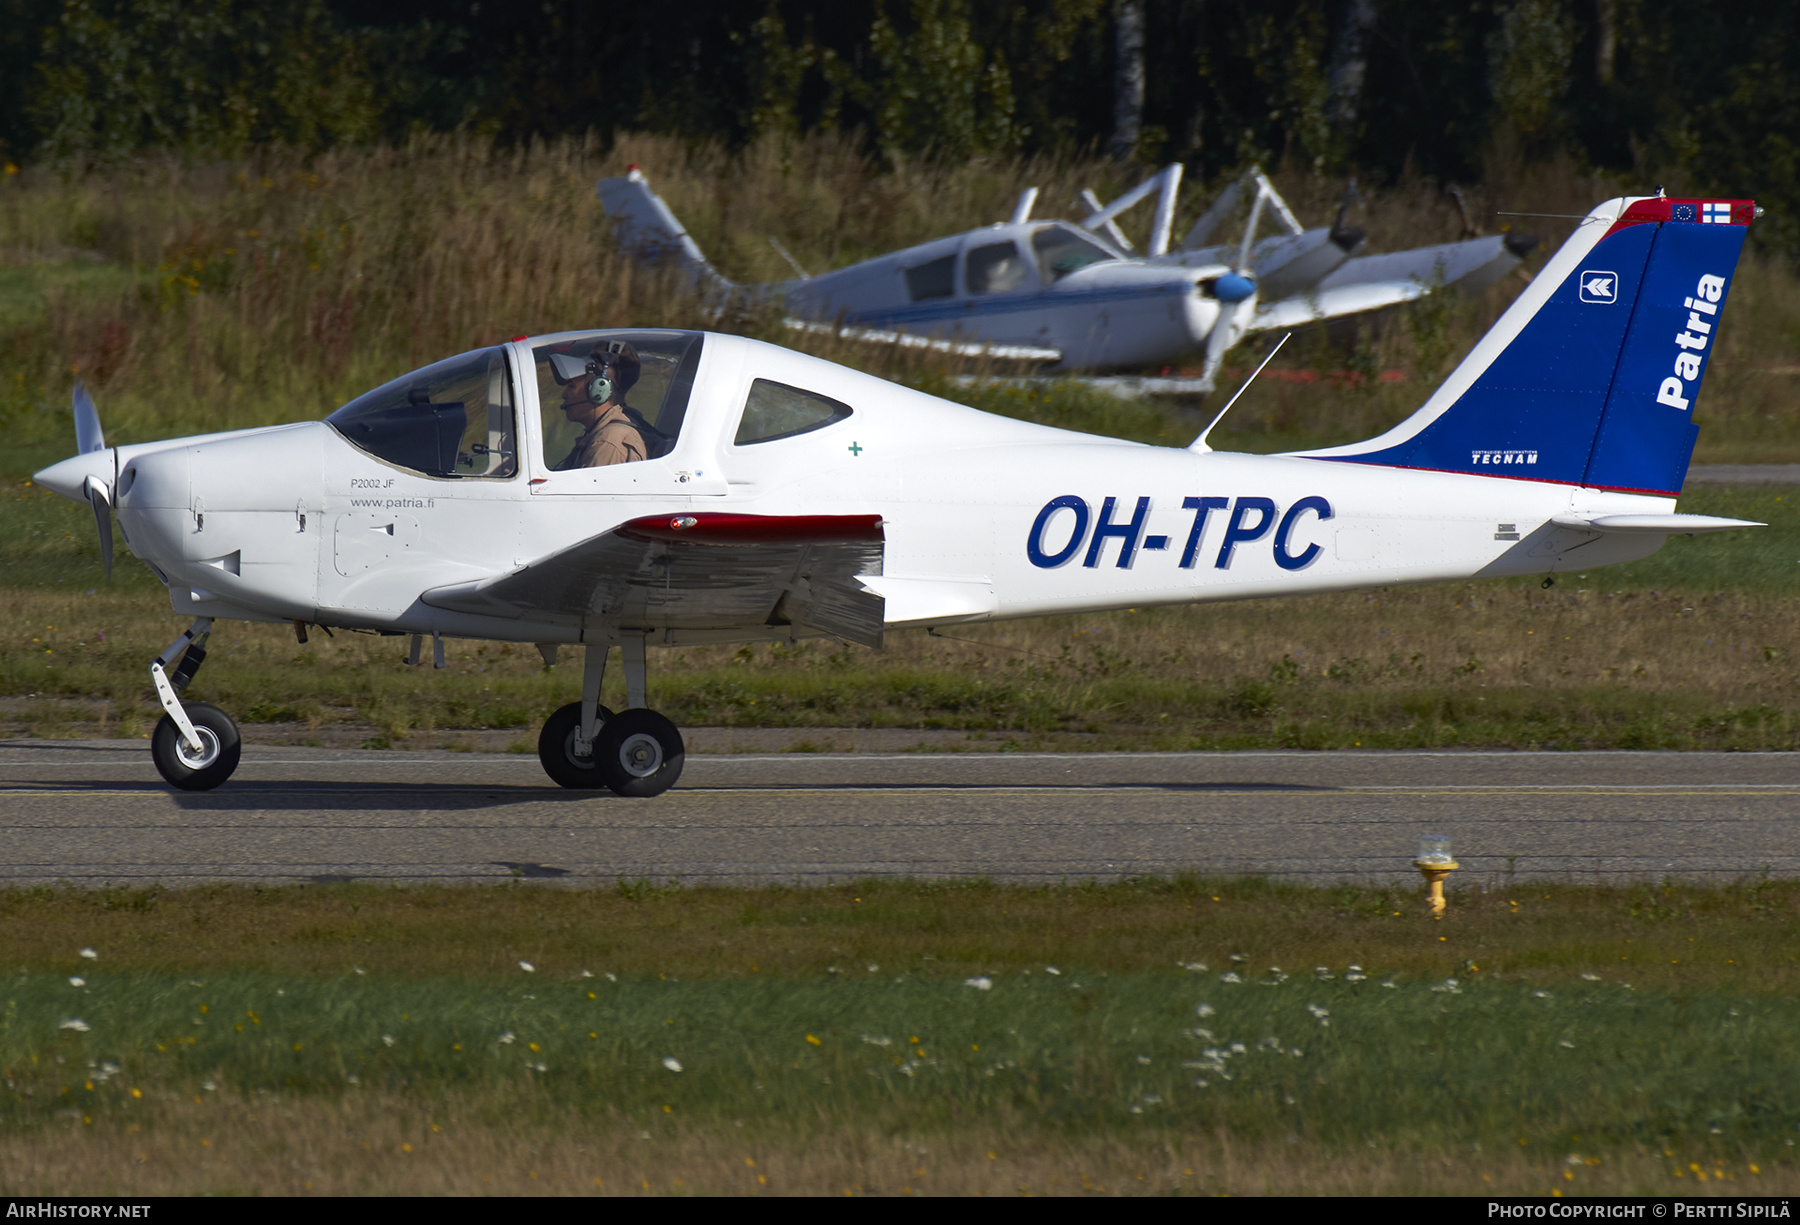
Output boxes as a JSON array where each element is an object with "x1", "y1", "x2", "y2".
[{"x1": 848, "y1": 441, "x2": 863, "y2": 456}]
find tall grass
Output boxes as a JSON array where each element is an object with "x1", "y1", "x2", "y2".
[{"x1": 4, "y1": 134, "x2": 1800, "y2": 477}]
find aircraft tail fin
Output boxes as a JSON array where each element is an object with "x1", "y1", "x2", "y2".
[
  {"x1": 596, "y1": 168, "x2": 733, "y2": 296},
  {"x1": 1299, "y1": 195, "x2": 1756, "y2": 496}
]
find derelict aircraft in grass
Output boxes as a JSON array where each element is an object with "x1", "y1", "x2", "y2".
[
  {"x1": 598, "y1": 164, "x2": 1540, "y2": 389},
  {"x1": 34, "y1": 191, "x2": 1763, "y2": 794}
]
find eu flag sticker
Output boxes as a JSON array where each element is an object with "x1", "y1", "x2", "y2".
[
  {"x1": 1578, "y1": 270, "x2": 1618, "y2": 304},
  {"x1": 1673, "y1": 202, "x2": 1697, "y2": 221}
]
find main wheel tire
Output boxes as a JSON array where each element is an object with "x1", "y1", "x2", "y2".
[
  {"x1": 537, "y1": 700, "x2": 616, "y2": 789},
  {"x1": 150, "y1": 703, "x2": 242, "y2": 791},
  {"x1": 594, "y1": 708, "x2": 685, "y2": 797}
]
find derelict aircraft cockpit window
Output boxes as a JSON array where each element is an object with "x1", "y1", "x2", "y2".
[
  {"x1": 965, "y1": 241, "x2": 1030, "y2": 294},
  {"x1": 1031, "y1": 224, "x2": 1116, "y2": 282},
  {"x1": 326, "y1": 347, "x2": 517, "y2": 479},
  {"x1": 534, "y1": 331, "x2": 703, "y2": 470},
  {"x1": 904, "y1": 255, "x2": 956, "y2": 302}
]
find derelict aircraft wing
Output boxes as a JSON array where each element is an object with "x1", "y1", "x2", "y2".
[{"x1": 32, "y1": 192, "x2": 1762, "y2": 798}]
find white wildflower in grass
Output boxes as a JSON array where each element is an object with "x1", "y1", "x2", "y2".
[
  {"x1": 1142, "y1": 1093, "x2": 1162, "y2": 1105},
  {"x1": 202, "y1": 1079, "x2": 216, "y2": 1091},
  {"x1": 861, "y1": 1035, "x2": 892, "y2": 1046},
  {"x1": 382, "y1": 1034, "x2": 396, "y2": 1048},
  {"x1": 353, "y1": 967, "x2": 366, "y2": 975},
  {"x1": 1193, "y1": 1078, "x2": 1209, "y2": 1088},
  {"x1": 1229, "y1": 953, "x2": 1247, "y2": 964},
  {"x1": 1044, "y1": 965, "x2": 1060, "y2": 975},
  {"x1": 1219, "y1": 972, "x2": 1243, "y2": 984},
  {"x1": 1580, "y1": 973, "x2": 1601, "y2": 982},
  {"x1": 1314, "y1": 966, "x2": 1334, "y2": 980},
  {"x1": 498, "y1": 1031, "x2": 516, "y2": 1045},
  {"x1": 1380, "y1": 976, "x2": 1398, "y2": 989},
  {"x1": 58, "y1": 1019, "x2": 90, "y2": 1032},
  {"x1": 1290, "y1": 1048, "x2": 1304, "y2": 1058},
  {"x1": 1306, "y1": 1004, "x2": 1329, "y2": 1019},
  {"x1": 519, "y1": 961, "x2": 535, "y2": 973},
  {"x1": 527, "y1": 1061, "x2": 548, "y2": 1073},
  {"x1": 1136, "y1": 1055, "x2": 1151, "y2": 1065},
  {"x1": 78, "y1": 948, "x2": 97, "y2": 961},
  {"x1": 1431, "y1": 978, "x2": 1461, "y2": 994},
  {"x1": 346, "y1": 1074, "x2": 360, "y2": 1085},
  {"x1": 964, "y1": 976, "x2": 993, "y2": 991},
  {"x1": 604, "y1": 972, "x2": 618, "y2": 983},
  {"x1": 1258, "y1": 1036, "x2": 1283, "y2": 1051},
  {"x1": 866, "y1": 963, "x2": 880, "y2": 973},
  {"x1": 580, "y1": 969, "x2": 594, "y2": 979},
  {"x1": 826, "y1": 965, "x2": 841, "y2": 975},
  {"x1": 662, "y1": 1057, "x2": 682, "y2": 1073},
  {"x1": 1180, "y1": 961, "x2": 1208, "y2": 973},
  {"x1": 68, "y1": 977, "x2": 84, "y2": 987},
  {"x1": 1229, "y1": 1042, "x2": 1247, "y2": 1055},
  {"x1": 1196, "y1": 1003, "x2": 1215, "y2": 1018},
  {"x1": 1558, "y1": 1039, "x2": 1576, "y2": 1049},
  {"x1": 1185, "y1": 1027, "x2": 1214, "y2": 1041},
  {"x1": 1533, "y1": 990, "x2": 1551, "y2": 999}
]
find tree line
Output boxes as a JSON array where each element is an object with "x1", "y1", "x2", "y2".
[{"x1": 4, "y1": 1, "x2": 1799, "y2": 247}]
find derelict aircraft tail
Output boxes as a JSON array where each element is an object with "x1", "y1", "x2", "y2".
[
  {"x1": 1298, "y1": 194, "x2": 1757, "y2": 498},
  {"x1": 595, "y1": 167, "x2": 735, "y2": 298}
]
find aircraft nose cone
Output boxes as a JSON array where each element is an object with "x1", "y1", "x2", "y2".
[
  {"x1": 33, "y1": 449, "x2": 113, "y2": 503},
  {"x1": 1210, "y1": 273, "x2": 1257, "y2": 304}
]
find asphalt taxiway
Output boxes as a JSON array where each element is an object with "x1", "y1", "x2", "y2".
[{"x1": 1, "y1": 740, "x2": 1795, "y2": 888}]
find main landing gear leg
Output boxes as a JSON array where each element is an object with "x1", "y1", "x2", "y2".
[
  {"x1": 148, "y1": 617, "x2": 241, "y2": 791},
  {"x1": 535, "y1": 634, "x2": 685, "y2": 797}
]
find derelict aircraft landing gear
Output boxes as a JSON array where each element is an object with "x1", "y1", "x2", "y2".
[
  {"x1": 536, "y1": 636, "x2": 685, "y2": 797},
  {"x1": 147, "y1": 617, "x2": 684, "y2": 796}
]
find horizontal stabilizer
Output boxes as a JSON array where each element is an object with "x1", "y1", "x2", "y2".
[{"x1": 1551, "y1": 513, "x2": 1763, "y2": 535}]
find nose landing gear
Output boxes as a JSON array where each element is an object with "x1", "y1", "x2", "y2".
[
  {"x1": 536, "y1": 636, "x2": 685, "y2": 797},
  {"x1": 148, "y1": 617, "x2": 242, "y2": 791}
]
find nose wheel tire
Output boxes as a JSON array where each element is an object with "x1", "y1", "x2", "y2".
[
  {"x1": 150, "y1": 703, "x2": 241, "y2": 791},
  {"x1": 594, "y1": 708, "x2": 685, "y2": 797},
  {"x1": 537, "y1": 700, "x2": 616, "y2": 790}
]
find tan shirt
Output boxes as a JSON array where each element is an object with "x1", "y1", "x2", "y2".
[{"x1": 555, "y1": 404, "x2": 648, "y2": 469}]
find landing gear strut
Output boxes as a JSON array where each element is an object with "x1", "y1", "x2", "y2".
[
  {"x1": 537, "y1": 636, "x2": 684, "y2": 797},
  {"x1": 148, "y1": 617, "x2": 241, "y2": 791}
]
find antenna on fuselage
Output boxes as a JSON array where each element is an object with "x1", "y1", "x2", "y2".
[{"x1": 1189, "y1": 332, "x2": 1291, "y2": 453}]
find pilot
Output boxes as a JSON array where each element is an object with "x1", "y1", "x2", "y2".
[{"x1": 554, "y1": 341, "x2": 649, "y2": 469}]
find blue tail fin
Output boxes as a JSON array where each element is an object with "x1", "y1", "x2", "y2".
[{"x1": 1302, "y1": 196, "x2": 1755, "y2": 495}]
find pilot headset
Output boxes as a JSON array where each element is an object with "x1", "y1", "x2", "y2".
[{"x1": 584, "y1": 340, "x2": 634, "y2": 405}]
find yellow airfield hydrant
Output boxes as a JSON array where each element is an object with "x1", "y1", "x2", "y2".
[{"x1": 1414, "y1": 833, "x2": 1459, "y2": 918}]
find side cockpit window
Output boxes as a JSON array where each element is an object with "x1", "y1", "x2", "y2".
[
  {"x1": 327, "y1": 348, "x2": 517, "y2": 478},
  {"x1": 734, "y1": 380, "x2": 852, "y2": 446},
  {"x1": 1032, "y1": 223, "x2": 1116, "y2": 282}
]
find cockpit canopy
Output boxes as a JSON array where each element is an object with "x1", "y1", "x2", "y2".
[
  {"x1": 325, "y1": 329, "x2": 704, "y2": 478},
  {"x1": 327, "y1": 347, "x2": 518, "y2": 478}
]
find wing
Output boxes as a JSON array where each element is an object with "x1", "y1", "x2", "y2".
[{"x1": 422, "y1": 513, "x2": 886, "y2": 647}]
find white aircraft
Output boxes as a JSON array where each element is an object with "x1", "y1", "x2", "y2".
[
  {"x1": 34, "y1": 192, "x2": 1759, "y2": 795},
  {"x1": 598, "y1": 164, "x2": 1539, "y2": 389}
]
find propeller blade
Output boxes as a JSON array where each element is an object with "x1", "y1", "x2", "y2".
[
  {"x1": 1198, "y1": 292, "x2": 1258, "y2": 393},
  {"x1": 73, "y1": 381, "x2": 105, "y2": 455},
  {"x1": 84, "y1": 473, "x2": 113, "y2": 579}
]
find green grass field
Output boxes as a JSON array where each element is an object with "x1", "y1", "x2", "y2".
[{"x1": 3, "y1": 878, "x2": 1797, "y2": 1195}]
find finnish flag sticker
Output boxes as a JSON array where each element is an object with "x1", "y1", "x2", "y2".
[
  {"x1": 1704, "y1": 201, "x2": 1731, "y2": 223},
  {"x1": 1578, "y1": 270, "x2": 1618, "y2": 304}
]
